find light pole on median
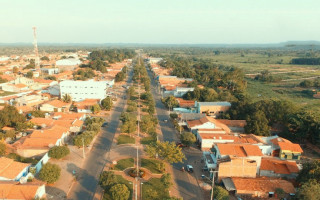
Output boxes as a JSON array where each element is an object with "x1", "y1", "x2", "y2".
[{"x1": 140, "y1": 182, "x2": 143, "y2": 200}]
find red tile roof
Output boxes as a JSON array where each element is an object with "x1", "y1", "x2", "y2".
[
  {"x1": 271, "y1": 137, "x2": 303, "y2": 153},
  {"x1": 0, "y1": 157, "x2": 30, "y2": 179},
  {"x1": 0, "y1": 181, "x2": 44, "y2": 199},
  {"x1": 232, "y1": 177, "x2": 295, "y2": 194},
  {"x1": 260, "y1": 158, "x2": 299, "y2": 174},
  {"x1": 217, "y1": 143, "x2": 263, "y2": 157}
]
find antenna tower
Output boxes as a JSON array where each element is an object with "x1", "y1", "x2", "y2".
[{"x1": 32, "y1": 27, "x2": 40, "y2": 70}]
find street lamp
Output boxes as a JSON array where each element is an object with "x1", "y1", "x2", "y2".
[
  {"x1": 140, "y1": 182, "x2": 143, "y2": 200},
  {"x1": 202, "y1": 170, "x2": 218, "y2": 200}
]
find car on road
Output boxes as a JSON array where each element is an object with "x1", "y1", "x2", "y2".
[
  {"x1": 163, "y1": 119, "x2": 168, "y2": 122},
  {"x1": 186, "y1": 165, "x2": 194, "y2": 173},
  {"x1": 102, "y1": 122, "x2": 108, "y2": 127}
]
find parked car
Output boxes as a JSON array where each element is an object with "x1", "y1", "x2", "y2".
[
  {"x1": 186, "y1": 165, "x2": 194, "y2": 173},
  {"x1": 102, "y1": 122, "x2": 108, "y2": 127},
  {"x1": 163, "y1": 119, "x2": 168, "y2": 122}
]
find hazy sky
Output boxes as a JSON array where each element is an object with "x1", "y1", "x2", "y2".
[{"x1": 0, "y1": 0, "x2": 319, "y2": 44}]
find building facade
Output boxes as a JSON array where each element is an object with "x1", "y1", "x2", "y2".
[{"x1": 60, "y1": 80, "x2": 107, "y2": 102}]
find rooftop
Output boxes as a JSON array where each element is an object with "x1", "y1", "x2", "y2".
[
  {"x1": 217, "y1": 143, "x2": 263, "y2": 157},
  {"x1": 260, "y1": 158, "x2": 299, "y2": 174},
  {"x1": 0, "y1": 157, "x2": 30, "y2": 179}
]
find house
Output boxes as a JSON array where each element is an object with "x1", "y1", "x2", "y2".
[
  {"x1": 14, "y1": 93, "x2": 48, "y2": 107},
  {"x1": 40, "y1": 99, "x2": 71, "y2": 112},
  {"x1": 195, "y1": 101, "x2": 231, "y2": 117},
  {"x1": 146, "y1": 57, "x2": 163, "y2": 64},
  {"x1": 0, "y1": 157, "x2": 30, "y2": 181},
  {"x1": 0, "y1": 180, "x2": 46, "y2": 199},
  {"x1": 164, "y1": 87, "x2": 194, "y2": 98},
  {"x1": 56, "y1": 58, "x2": 81, "y2": 71},
  {"x1": 13, "y1": 76, "x2": 34, "y2": 86},
  {"x1": 74, "y1": 99, "x2": 100, "y2": 113},
  {"x1": 216, "y1": 119, "x2": 247, "y2": 133},
  {"x1": 259, "y1": 158, "x2": 299, "y2": 179},
  {"x1": 218, "y1": 157, "x2": 257, "y2": 181},
  {"x1": 13, "y1": 125, "x2": 70, "y2": 157},
  {"x1": 176, "y1": 98, "x2": 195, "y2": 108},
  {"x1": 60, "y1": 80, "x2": 107, "y2": 102},
  {"x1": 52, "y1": 112, "x2": 86, "y2": 120},
  {"x1": 226, "y1": 177, "x2": 295, "y2": 198},
  {"x1": 270, "y1": 137, "x2": 303, "y2": 160},
  {"x1": 40, "y1": 67, "x2": 59, "y2": 75},
  {"x1": 187, "y1": 116, "x2": 231, "y2": 134},
  {"x1": 213, "y1": 143, "x2": 263, "y2": 172},
  {"x1": 1, "y1": 83, "x2": 29, "y2": 92},
  {"x1": 30, "y1": 118, "x2": 84, "y2": 133}
]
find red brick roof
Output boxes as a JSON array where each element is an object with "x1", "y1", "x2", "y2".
[
  {"x1": 217, "y1": 143, "x2": 263, "y2": 157},
  {"x1": 260, "y1": 158, "x2": 299, "y2": 174},
  {"x1": 271, "y1": 137, "x2": 303, "y2": 153},
  {"x1": 232, "y1": 177, "x2": 295, "y2": 194}
]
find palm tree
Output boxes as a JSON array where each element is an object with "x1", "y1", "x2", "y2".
[{"x1": 62, "y1": 94, "x2": 71, "y2": 103}]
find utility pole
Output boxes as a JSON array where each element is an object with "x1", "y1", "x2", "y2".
[
  {"x1": 32, "y1": 27, "x2": 40, "y2": 71},
  {"x1": 82, "y1": 137, "x2": 85, "y2": 159}
]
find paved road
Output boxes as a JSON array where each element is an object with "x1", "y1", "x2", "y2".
[
  {"x1": 68, "y1": 69, "x2": 133, "y2": 200},
  {"x1": 147, "y1": 68, "x2": 204, "y2": 200}
]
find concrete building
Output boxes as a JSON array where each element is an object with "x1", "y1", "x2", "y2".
[
  {"x1": 60, "y1": 80, "x2": 107, "y2": 102},
  {"x1": 195, "y1": 101, "x2": 231, "y2": 118}
]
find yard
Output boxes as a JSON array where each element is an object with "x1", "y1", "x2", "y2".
[
  {"x1": 117, "y1": 134, "x2": 135, "y2": 145},
  {"x1": 113, "y1": 158, "x2": 134, "y2": 171},
  {"x1": 141, "y1": 158, "x2": 165, "y2": 174},
  {"x1": 141, "y1": 178, "x2": 170, "y2": 200}
]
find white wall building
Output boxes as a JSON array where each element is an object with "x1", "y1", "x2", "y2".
[{"x1": 60, "y1": 80, "x2": 107, "y2": 102}]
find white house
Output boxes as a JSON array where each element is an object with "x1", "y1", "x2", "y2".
[
  {"x1": 56, "y1": 58, "x2": 81, "y2": 66},
  {"x1": 0, "y1": 181, "x2": 46, "y2": 199},
  {"x1": 60, "y1": 80, "x2": 107, "y2": 102},
  {"x1": 40, "y1": 67, "x2": 59, "y2": 75},
  {"x1": 0, "y1": 157, "x2": 30, "y2": 181}
]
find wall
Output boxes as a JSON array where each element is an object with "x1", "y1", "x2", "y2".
[
  {"x1": 16, "y1": 149, "x2": 48, "y2": 158},
  {"x1": 259, "y1": 170, "x2": 298, "y2": 179}
]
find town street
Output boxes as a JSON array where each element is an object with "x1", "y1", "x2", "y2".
[
  {"x1": 147, "y1": 67, "x2": 204, "y2": 200},
  {"x1": 68, "y1": 69, "x2": 133, "y2": 200}
]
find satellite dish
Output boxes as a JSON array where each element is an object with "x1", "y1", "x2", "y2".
[{"x1": 20, "y1": 177, "x2": 27, "y2": 184}]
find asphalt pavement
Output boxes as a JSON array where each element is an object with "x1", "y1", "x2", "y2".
[
  {"x1": 67, "y1": 69, "x2": 133, "y2": 200},
  {"x1": 147, "y1": 67, "x2": 205, "y2": 200}
]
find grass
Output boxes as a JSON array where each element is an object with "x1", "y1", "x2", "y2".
[
  {"x1": 117, "y1": 134, "x2": 135, "y2": 145},
  {"x1": 141, "y1": 178, "x2": 170, "y2": 200},
  {"x1": 102, "y1": 174, "x2": 133, "y2": 200},
  {"x1": 141, "y1": 158, "x2": 165, "y2": 174},
  {"x1": 140, "y1": 136, "x2": 156, "y2": 145},
  {"x1": 113, "y1": 158, "x2": 134, "y2": 171}
]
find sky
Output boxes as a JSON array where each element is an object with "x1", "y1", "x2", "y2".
[{"x1": 0, "y1": 0, "x2": 319, "y2": 44}]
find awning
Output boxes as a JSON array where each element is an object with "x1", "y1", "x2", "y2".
[{"x1": 222, "y1": 178, "x2": 236, "y2": 191}]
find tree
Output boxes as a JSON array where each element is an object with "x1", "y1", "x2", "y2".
[
  {"x1": 0, "y1": 105, "x2": 26, "y2": 129},
  {"x1": 146, "y1": 141, "x2": 186, "y2": 163},
  {"x1": 48, "y1": 146, "x2": 70, "y2": 159},
  {"x1": 40, "y1": 56, "x2": 50, "y2": 61},
  {"x1": 45, "y1": 76, "x2": 57, "y2": 81},
  {"x1": 101, "y1": 97, "x2": 113, "y2": 111},
  {"x1": 162, "y1": 96, "x2": 178, "y2": 109},
  {"x1": 144, "y1": 189, "x2": 158, "y2": 200},
  {"x1": 213, "y1": 186, "x2": 229, "y2": 200},
  {"x1": 0, "y1": 142, "x2": 6, "y2": 156},
  {"x1": 38, "y1": 163, "x2": 61, "y2": 184},
  {"x1": 297, "y1": 160, "x2": 320, "y2": 184},
  {"x1": 180, "y1": 132, "x2": 196, "y2": 147},
  {"x1": 121, "y1": 120, "x2": 137, "y2": 134},
  {"x1": 26, "y1": 71, "x2": 33, "y2": 79},
  {"x1": 27, "y1": 111, "x2": 46, "y2": 118},
  {"x1": 296, "y1": 179, "x2": 320, "y2": 200},
  {"x1": 140, "y1": 115, "x2": 158, "y2": 134},
  {"x1": 115, "y1": 71, "x2": 125, "y2": 82},
  {"x1": 73, "y1": 132, "x2": 94, "y2": 148},
  {"x1": 62, "y1": 94, "x2": 72, "y2": 103},
  {"x1": 109, "y1": 184, "x2": 130, "y2": 200},
  {"x1": 91, "y1": 104, "x2": 101, "y2": 114},
  {"x1": 161, "y1": 173, "x2": 173, "y2": 189},
  {"x1": 245, "y1": 110, "x2": 270, "y2": 136},
  {"x1": 128, "y1": 86, "x2": 135, "y2": 97},
  {"x1": 4, "y1": 130, "x2": 16, "y2": 139},
  {"x1": 99, "y1": 171, "x2": 116, "y2": 189}
]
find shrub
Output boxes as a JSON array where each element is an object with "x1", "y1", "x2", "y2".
[
  {"x1": 39, "y1": 163, "x2": 61, "y2": 184},
  {"x1": 73, "y1": 132, "x2": 94, "y2": 147},
  {"x1": 0, "y1": 142, "x2": 6, "y2": 156},
  {"x1": 48, "y1": 146, "x2": 70, "y2": 159}
]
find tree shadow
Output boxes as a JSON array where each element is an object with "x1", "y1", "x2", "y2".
[{"x1": 46, "y1": 186, "x2": 67, "y2": 200}]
